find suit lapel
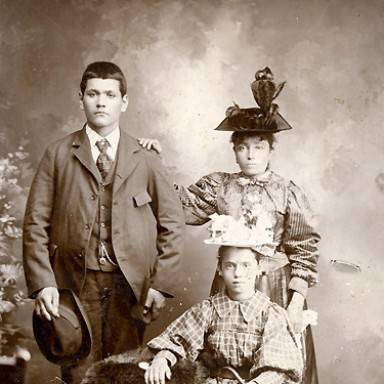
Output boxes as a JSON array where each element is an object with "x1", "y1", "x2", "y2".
[
  {"x1": 113, "y1": 132, "x2": 140, "y2": 194},
  {"x1": 73, "y1": 128, "x2": 103, "y2": 183}
]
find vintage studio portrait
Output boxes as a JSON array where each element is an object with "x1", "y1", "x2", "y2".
[{"x1": 0, "y1": 1, "x2": 383, "y2": 384}]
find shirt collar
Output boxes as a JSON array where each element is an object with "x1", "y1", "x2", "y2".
[
  {"x1": 212, "y1": 290, "x2": 271, "y2": 323},
  {"x1": 237, "y1": 170, "x2": 271, "y2": 187},
  {"x1": 85, "y1": 124, "x2": 120, "y2": 152}
]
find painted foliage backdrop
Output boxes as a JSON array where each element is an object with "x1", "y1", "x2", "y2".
[{"x1": 1, "y1": 0, "x2": 384, "y2": 383}]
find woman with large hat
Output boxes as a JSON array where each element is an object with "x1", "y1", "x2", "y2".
[{"x1": 139, "y1": 67, "x2": 320, "y2": 384}]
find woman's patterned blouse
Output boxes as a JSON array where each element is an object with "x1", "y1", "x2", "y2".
[{"x1": 175, "y1": 171, "x2": 320, "y2": 297}]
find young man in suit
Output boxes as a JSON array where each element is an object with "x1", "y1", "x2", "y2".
[{"x1": 23, "y1": 61, "x2": 185, "y2": 384}]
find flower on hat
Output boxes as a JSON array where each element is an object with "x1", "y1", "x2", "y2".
[
  {"x1": 206, "y1": 214, "x2": 257, "y2": 246},
  {"x1": 204, "y1": 213, "x2": 274, "y2": 250}
]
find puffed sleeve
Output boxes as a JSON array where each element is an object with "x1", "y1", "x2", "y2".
[
  {"x1": 147, "y1": 299, "x2": 213, "y2": 363},
  {"x1": 174, "y1": 172, "x2": 226, "y2": 225},
  {"x1": 250, "y1": 305, "x2": 303, "y2": 384},
  {"x1": 283, "y1": 181, "x2": 320, "y2": 298}
]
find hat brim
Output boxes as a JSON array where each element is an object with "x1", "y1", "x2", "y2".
[
  {"x1": 204, "y1": 239, "x2": 262, "y2": 248},
  {"x1": 215, "y1": 108, "x2": 292, "y2": 133},
  {"x1": 33, "y1": 289, "x2": 92, "y2": 366}
]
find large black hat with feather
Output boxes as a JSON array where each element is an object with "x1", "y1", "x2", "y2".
[{"x1": 215, "y1": 67, "x2": 292, "y2": 133}]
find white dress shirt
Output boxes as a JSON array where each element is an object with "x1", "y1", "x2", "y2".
[{"x1": 86, "y1": 125, "x2": 120, "y2": 163}]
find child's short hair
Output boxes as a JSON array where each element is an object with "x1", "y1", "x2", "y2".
[
  {"x1": 217, "y1": 246, "x2": 258, "y2": 264},
  {"x1": 217, "y1": 246, "x2": 225, "y2": 262},
  {"x1": 80, "y1": 61, "x2": 127, "y2": 97},
  {"x1": 230, "y1": 131, "x2": 276, "y2": 150},
  {"x1": 216, "y1": 246, "x2": 245, "y2": 262}
]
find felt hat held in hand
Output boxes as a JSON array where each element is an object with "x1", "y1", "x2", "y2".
[{"x1": 33, "y1": 288, "x2": 92, "y2": 366}]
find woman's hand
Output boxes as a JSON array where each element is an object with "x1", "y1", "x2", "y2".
[
  {"x1": 138, "y1": 138, "x2": 163, "y2": 155},
  {"x1": 144, "y1": 356, "x2": 171, "y2": 384},
  {"x1": 287, "y1": 292, "x2": 304, "y2": 333}
]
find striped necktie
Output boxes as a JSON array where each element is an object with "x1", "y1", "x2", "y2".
[{"x1": 95, "y1": 139, "x2": 114, "y2": 179}]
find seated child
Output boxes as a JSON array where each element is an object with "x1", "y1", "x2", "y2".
[{"x1": 82, "y1": 217, "x2": 304, "y2": 384}]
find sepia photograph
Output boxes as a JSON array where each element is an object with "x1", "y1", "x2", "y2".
[{"x1": 0, "y1": 1, "x2": 383, "y2": 383}]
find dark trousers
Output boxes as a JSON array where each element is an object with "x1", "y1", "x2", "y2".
[{"x1": 61, "y1": 270, "x2": 145, "y2": 384}]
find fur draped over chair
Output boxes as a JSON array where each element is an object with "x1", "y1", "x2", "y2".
[{"x1": 81, "y1": 348, "x2": 209, "y2": 384}]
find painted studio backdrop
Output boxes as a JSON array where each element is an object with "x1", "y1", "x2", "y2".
[{"x1": 1, "y1": 0, "x2": 384, "y2": 383}]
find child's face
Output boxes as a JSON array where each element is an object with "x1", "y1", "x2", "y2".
[
  {"x1": 234, "y1": 136, "x2": 271, "y2": 177},
  {"x1": 218, "y1": 247, "x2": 258, "y2": 300},
  {"x1": 80, "y1": 78, "x2": 128, "y2": 133}
]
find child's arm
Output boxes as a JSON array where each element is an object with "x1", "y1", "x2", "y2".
[
  {"x1": 250, "y1": 304, "x2": 304, "y2": 384},
  {"x1": 144, "y1": 354, "x2": 171, "y2": 384},
  {"x1": 145, "y1": 299, "x2": 212, "y2": 383}
]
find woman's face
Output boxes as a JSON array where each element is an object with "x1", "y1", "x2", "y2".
[{"x1": 234, "y1": 136, "x2": 271, "y2": 177}]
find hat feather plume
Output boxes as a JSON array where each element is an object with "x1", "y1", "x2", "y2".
[{"x1": 251, "y1": 67, "x2": 286, "y2": 117}]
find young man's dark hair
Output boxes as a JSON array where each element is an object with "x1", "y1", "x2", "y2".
[{"x1": 80, "y1": 61, "x2": 128, "y2": 97}]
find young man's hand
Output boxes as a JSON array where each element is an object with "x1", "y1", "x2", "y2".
[
  {"x1": 35, "y1": 287, "x2": 60, "y2": 321},
  {"x1": 137, "y1": 138, "x2": 163, "y2": 155},
  {"x1": 144, "y1": 356, "x2": 171, "y2": 384},
  {"x1": 144, "y1": 288, "x2": 166, "y2": 320}
]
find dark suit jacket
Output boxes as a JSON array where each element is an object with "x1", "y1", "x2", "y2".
[{"x1": 23, "y1": 127, "x2": 185, "y2": 301}]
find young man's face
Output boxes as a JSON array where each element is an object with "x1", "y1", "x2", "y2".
[
  {"x1": 80, "y1": 78, "x2": 128, "y2": 133},
  {"x1": 234, "y1": 136, "x2": 271, "y2": 177},
  {"x1": 218, "y1": 247, "x2": 258, "y2": 300}
]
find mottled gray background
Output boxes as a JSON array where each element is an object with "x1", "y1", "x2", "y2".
[{"x1": 1, "y1": 0, "x2": 384, "y2": 383}]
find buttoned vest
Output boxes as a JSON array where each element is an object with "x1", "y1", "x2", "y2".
[{"x1": 86, "y1": 160, "x2": 118, "y2": 272}]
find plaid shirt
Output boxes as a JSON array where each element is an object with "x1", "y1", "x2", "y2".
[
  {"x1": 148, "y1": 291, "x2": 303, "y2": 384},
  {"x1": 175, "y1": 171, "x2": 320, "y2": 298}
]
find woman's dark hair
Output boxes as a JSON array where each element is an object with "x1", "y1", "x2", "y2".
[
  {"x1": 80, "y1": 61, "x2": 127, "y2": 97},
  {"x1": 230, "y1": 131, "x2": 276, "y2": 150}
]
